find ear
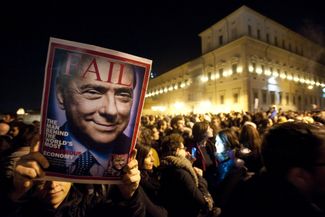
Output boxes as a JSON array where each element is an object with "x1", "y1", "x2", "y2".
[
  {"x1": 56, "y1": 84, "x2": 66, "y2": 110},
  {"x1": 287, "y1": 167, "x2": 313, "y2": 194}
]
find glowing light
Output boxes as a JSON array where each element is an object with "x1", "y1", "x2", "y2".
[
  {"x1": 201, "y1": 76, "x2": 208, "y2": 82},
  {"x1": 180, "y1": 82, "x2": 186, "y2": 88},
  {"x1": 197, "y1": 101, "x2": 212, "y2": 113},
  {"x1": 159, "y1": 89, "x2": 163, "y2": 94},
  {"x1": 272, "y1": 71, "x2": 279, "y2": 77},
  {"x1": 173, "y1": 102, "x2": 184, "y2": 110},
  {"x1": 256, "y1": 67, "x2": 262, "y2": 74},
  {"x1": 248, "y1": 64, "x2": 254, "y2": 72},
  {"x1": 316, "y1": 82, "x2": 320, "y2": 86},
  {"x1": 307, "y1": 85, "x2": 313, "y2": 90},
  {"x1": 151, "y1": 106, "x2": 166, "y2": 112},
  {"x1": 287, "y1": 74, "x2": 293, "y2": 80},
  {"x1": 164, "y1": 87, "x2": 168, "y2": 93},
  {"x1": 299, "y1": 78, "x2": 305, "y2": 83},
  {"x1": 322, "y1": 87, "x2": 325, "y2": 93},
  {"x1": 174, "y1": 84, "x2": 178, "y2": 90},
  {"x1": 280, "y1": 73, "x2": 286, "y2": 79},
  {"x1": 264, "y1": 69, "x2": 272, "y2": 76},
  {"x1": 211, "y1": 74, "x2": 215, "y2": 80},
  {"x1": 293, "y1": 75, "x2": 299, "y2": 82},
  {"x1": 17, "y1": 108, "x2": 25, "y2": 115},
  {"x1": 311, "y1": 80, "x2": 316, "y2": 85},
  {"x1": 237, "y1": 66, "x2": 243, "y2": 73},
  {"x1": 268, "y1": 77, "x2": 277, "y2": 84}
]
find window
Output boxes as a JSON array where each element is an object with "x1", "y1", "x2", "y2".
[
  {"x1": 232, "y1": 64, "x2": 237, "y2": 74},
  {"x1": 279, "y1": 92, "x2": 282, "y2": 105},
  {"x1": 257, "y1": 29, "x2": 261, "y2": 39},
  {"x1": 219, "y1": 68, "x2": 224, "y2": 78},
  {"x1": 286, "y1": 93, "x2": 289, "y2": 105},
  {"x1": 293, "y1": 95, "x2": 296, "y2": 105},
  {"x1": 266, "y1": 33, "x2": 270, "y2": 43},
  {"x1": 208, "y1": 72, "x2": 211, "y2": 80},
  {"x1": 282, "y1": 40, "x2": 286, "y2": 49},
  {"x1": 219, "y1": 35, "x2": 223, "y2": 45},
  {"x1": 231, "y1": 28, "x2": 237, "y2": 40},
  {"x1": 274, "y1": 36, "x2": 278, "y2": 46},
  {"x1": 248, "y1": 25, "x2": 252, "y2": 36},
  {"x1": 220, "y1": 95, "x2": 224, "y2": 104},
  {"x1": 270, "y1": 91, "x2": 275, "y2": 104},
  {"x1": 289, "y1": 43, "x2": 292, "y2": 51},
  {"x1": 233, "y1": 93, "x2": 239, "y2": 103},
  {"x1": 262, "y1": 90, "x2": 267, "y2": 104}
]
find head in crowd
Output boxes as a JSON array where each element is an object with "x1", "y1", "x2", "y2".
[
  {"x1": 137, "y1": 126, "x2": 153, "y2": 147},
  {"x1": 56, "y1": 53, "x2": 136, "y2": 148},
  {"x1": 157, "y1": 119, "x2": 168, "y2": 132},
  {"x1": 0, "y1": 122, "x2": 10, "y2": 135},
  {"x1": 161, "y1": 133, "x2": 185, "y2": 158},
  {"x1": 239, "y1": 123, "x2": 261, "y2": 152},
  {"x1": 170, "y1": 115, "x2": 185, "y2": 132},
  {"x1": 136, "y1": 143, "x2": 155, "y2": 171},
  {"x1": 32, "y1": 180, "x2": 72, "y2": 208},
  {"x1": 192, "y1": 121, "x2": 213, "y2": 145},
  {"x1": 215, "y1": 128, "x2": 240, "y2": 154},
  {"x1": 262, "y1": 122, "x2": 325, "y2": 177}
]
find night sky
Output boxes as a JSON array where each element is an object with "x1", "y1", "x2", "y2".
[{"x1": 1, "y1": 0, "x2": 324, "y2": 113}]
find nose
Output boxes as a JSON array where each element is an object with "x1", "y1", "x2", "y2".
[{"x1": 99, "y1": 93, "x2": 118, "y2": 118}]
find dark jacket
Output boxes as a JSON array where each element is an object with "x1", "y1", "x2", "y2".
[
  {"x1": 159, "y1": 155, "x2": 210, "y2": 217},
  {"x1": 2, "y1": 184, "x2": 145, "y2": 217}
]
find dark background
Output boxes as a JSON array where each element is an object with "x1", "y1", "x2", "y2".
[{"x1": 1, "y1": 0, "x2": 324, "y2": 113}]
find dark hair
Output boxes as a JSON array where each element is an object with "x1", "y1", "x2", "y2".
[
  {"x1": 136, "y1": 143, "x2": 152, "y2": 170},
  {"x1": 192, "y1": 121, "x2": 209, "y2": 144},
  {"x1": 161, "y1": 133, "x2": 184, "y2": 157},
  {"x1": 217, "y1": 128, "x2": 240, "y2": 151},
  {"x1": 239, "y1": 124, "x2": 261, "y2": 152},
  {"x1": 170, "y1": 115, "x2": 183, "y2": 129},
  {"x1": 262, "y1": 122, "x2": 325, "y2": 177}
]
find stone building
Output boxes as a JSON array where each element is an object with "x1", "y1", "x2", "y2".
[{"x1": 143, "y1": 5, "x2": 325, "y2": 115}]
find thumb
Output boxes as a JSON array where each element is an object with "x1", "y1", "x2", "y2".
[{"x1": 30, "y1": 134, "x2": 40, "y2": 153}]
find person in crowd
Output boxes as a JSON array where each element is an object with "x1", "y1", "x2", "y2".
[
  {"x1": 136, "y1": 143, "x2": 167, "y2": 217},
  {"x1": 191, "y1": 121, "x2": 218, "y2": 195},
  {"x1": 52, "y1": 53, "x2": 138, "y2": 176},
  {"x1": 238, "y1": 122, "x2": 263, "y2": 173},
  {"x1": 222, "y1": 122, "x2": 325, "y2": 217},
  {"x1": 213, "y1": 128, "x2": 248, "y2": 208},
  {"x1": 0, "y1": 136, "x2": 145, "y2": 217},
  {"x1": 159, "y1": 133, "x2": 220, "y2": 217},
  {"x1": 0, "y1": 122, "x2": 12, "y2": 156}
]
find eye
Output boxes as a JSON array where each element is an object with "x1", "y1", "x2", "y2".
[
  {"x1": 116, "y1": 89, "x2": 133, "y2": 102},
  {"x1": 81, "y1": 88, "x2": 102, "y2": 99}
]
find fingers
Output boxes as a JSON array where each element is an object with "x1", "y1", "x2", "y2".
[
  {"x1": 30, "y1": 134, "x2": 40, "y2": 153},
  {"x1": 16, "y1": 152, "x2": 49, "y2": 180},
  {"x1": 119, "y1": 157, "x2": 141, "y2": 199},
  {"x1": 23, "y1": 152, "x2": 49, "y2": 169}
]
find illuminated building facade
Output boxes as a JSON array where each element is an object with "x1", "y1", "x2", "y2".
[{"x1": 143, "y1": 6, "x2": 325, "y2": 114}]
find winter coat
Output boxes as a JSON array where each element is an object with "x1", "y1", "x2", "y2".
[{"x1": 159, "y1": 155, "x2": 211, "y2": 217}]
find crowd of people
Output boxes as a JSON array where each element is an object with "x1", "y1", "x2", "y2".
[{"x1": 0, "y1": 108, "x2": 325, "y2": 217}]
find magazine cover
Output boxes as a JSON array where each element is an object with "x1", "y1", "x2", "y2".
[{"x1": 39, "y1": 37, "x2": 152, "y2": 183}]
